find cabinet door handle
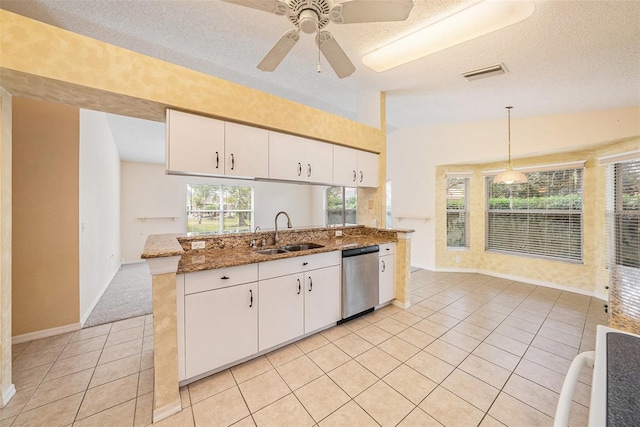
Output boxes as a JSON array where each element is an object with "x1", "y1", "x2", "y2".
[
  {"x1": 353, "y1": 170, "x2": 357, "y2": 182},
  {"x1": 360, "y1": 171, "x2": 364, "y2": 182},
  {"x1": 381, "y1": 260, "x2": 385, "y2": 272},
  {"x1": 307, "y1": 163, "x2": 311, "y2": 178},
  {"x1": 308, "y1": 277, "x2": 313, "y2": 292},
  {"x1": 298, "y1": 162, "x2": 302, "y2": 176},
  {"x1": 302, "y1": 262, "x2": 308, "y2": 266},
  {"x1": 249, "y1": 289, "x2": 253, "y2": 308},
  {"x1": 221, "y1": 276, "x2": 230, "y2": 280},
  {"x1": 231, "y1": 153, "x2": 235, "y2": 170},
  {"x1": 215, "y1": 151, "x2": 219, "y2": 169},
  {"x1": 297, "y1": 278, "x2": 301, "y2": 295}
]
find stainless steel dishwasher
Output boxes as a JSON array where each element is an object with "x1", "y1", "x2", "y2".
[{"x1": 341, "y1": 245, "x2": 379, "y2": 321}]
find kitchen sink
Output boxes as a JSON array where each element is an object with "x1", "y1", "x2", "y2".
[
  {"x1": 256, "y1": 248, "x2": 287, "y2": 255},
  {"x1": 281, "y1": 243, "x2": 324, "y2": 252}
]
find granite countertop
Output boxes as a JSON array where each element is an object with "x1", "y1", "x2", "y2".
[
  {"x1": 141, "y1": 225, "x2": 412, "y2": 274},
  {"x1": 178, "y1": 234, "x2": 396, "y2": 274}
]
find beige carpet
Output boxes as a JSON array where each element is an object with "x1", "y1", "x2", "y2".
[{"x1": 83, "y1": 262, "x2": 152, "y2": 327}]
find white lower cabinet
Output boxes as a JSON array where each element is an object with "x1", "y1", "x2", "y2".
[
  {"x1": 184, "y1": 282, "x2": 258, "y2": 379},
  {"x1": 379, "y1": 243, "x2": 396, "y2": 305},
  {"x1": 258, "y1": 274, "x2": 304, "y2": 352},
  {"x1": 180, "y1": 251, "x2": 341, "y2": 381},
  {"x1": 304, "y1": 265, "x2": 341, "y2": 333}
]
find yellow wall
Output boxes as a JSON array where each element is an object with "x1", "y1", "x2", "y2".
[
  {"x1": 12, "y1": 97, "x2": 79, "y2": 335},
  {"x1": 435, "y1": 138, "x2": 639, "y2": 294}
]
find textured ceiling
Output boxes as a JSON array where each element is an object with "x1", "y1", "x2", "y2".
[{"x1": 2, "y1": 0, "x2": 639, "y2": 163}]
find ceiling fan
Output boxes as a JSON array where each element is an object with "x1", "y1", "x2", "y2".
[{"x1": 222, "y1": 0, "x2": 414, "y2": 78}]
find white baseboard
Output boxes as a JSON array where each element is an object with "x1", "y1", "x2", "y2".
[
  {"x1": 431, "y1": 266, "x2": 598, "y2": 298},
  {"x1": 392, "y1": 300, "x2": 411, "y2": 309},
  {"x1": 80, "y1": 263, "x2": 121, "y2": 326},
  {"x1": 2, "y1": 384, "x2": 16, "y2": 406},
  {"x1": 122, "y1": 260, "x2": 145, "y2": 265},
  {"x1": 152, "y1": 400, "x2": 182, "y2": 423},
  {"x1": 12, "y1": 323, "x2": 81, "y2": 344}
]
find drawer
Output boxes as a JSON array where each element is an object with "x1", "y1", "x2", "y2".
[
  {"x1": 185, "y1": 263, "x2": 258, "y2": 295},
  {"x1": 379, "y1": 243, "x2": 396, "y2": 256},
  {"x1": 259, "y1": 251, "x2": 340, "y2": 280}
]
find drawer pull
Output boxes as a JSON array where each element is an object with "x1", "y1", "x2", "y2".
[
  {"x1": 381, "y1": 260, "x2": 386, "y2": 272},
  {"x1": 302, "y1": 262, "x2": 309, "y2": 266},
  {"x1": 297, "y1": 278, "x2": 301, "y2": 294},
  {"x1": 221, "y1": 276, "x2": 230, "y2": 280},
  {"x1": 308, "y1": 277, "x2": 313, "y2": 292},
  {"x1": 249, "y1": 289, "x2": 253, "y2": 308}
]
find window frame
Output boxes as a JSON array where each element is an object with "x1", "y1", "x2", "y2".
[
  {"x1": 613, "y1": 160, "x2": 639, "y2": 268},
  {"x1": 485, "y1": 167, "x2": 584, "y2": 263},
  {"x1": 326, "y1": 186, "x2": 357, "y2": 226},
  {"x1": 186, "y1": 183, "x2": 254, "y2": 234},
  {"x1": 446, "y1": 176, "x2": 470, "y2": 249}
]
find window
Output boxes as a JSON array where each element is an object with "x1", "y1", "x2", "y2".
[
  {"x1": 187, "y1": 184, "x2": 253, "y2": 233},
  {"x1": 446, "y1": 177, "x2": 469, "y2": 248},
  {"x1": 613, "y1": 160, "x2": 640, "y2": 268},
  {"x1": 605, "y1": 157, "x2": 640, "y2": 326},
  {"x1": 326, "y1": 187, "x2": 357, "y2": 226},
  {"x1": 486, "y1": 167, "x2": 583, "y2": 262}
]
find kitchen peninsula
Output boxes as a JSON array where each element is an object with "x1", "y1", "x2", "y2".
[{"x1": 141, "y1": 225, "x2": 413, "y2": 422}]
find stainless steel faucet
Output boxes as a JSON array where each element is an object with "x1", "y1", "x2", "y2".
[
  {"x1": 274, "y1": 211, "x2": 292, "y2": 245},
  {"x1": 250, "y1": 226, "x2": 261, "y2": 248}
]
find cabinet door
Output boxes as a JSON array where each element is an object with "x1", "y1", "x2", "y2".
[
  {"x1": 304, "y1": 139, "x2": 333, "y2": 184},
  {"x1": 259, "y1": 274, "x2": 304, "y2": 351},
  {"x1": 333, "y1": 145, "x2": 358, "y2": 187},
  {"x1": 304, "y1": 265, "x2": 341, "y2": 333},
  {"x1": 167, "y1": 109, "x2": 225, "y2": 175},
  {"x1": 184, "y1": 282, "x2": 257, "y2": 378},
  {"x1": 379, "y1": 255, "x2": 395, "y2": 304},
  {"x1": 268, "y1": 132, "x2": 305, "y2": 181},
  {"x1": 225, "y1": 122, "x2": 269, "y2": 178},
  {"x1": 358, "y1": 151, "x2": 379, "y2": 188}
]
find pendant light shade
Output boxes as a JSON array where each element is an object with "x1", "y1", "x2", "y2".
[{"x1": 493, "y1": 106, "x2": 528, "y2": 185}]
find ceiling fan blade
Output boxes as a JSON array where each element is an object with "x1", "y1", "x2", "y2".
[
  {"x1": 315, "y1": 31, "x2": 356, "y2": 78},
  {"x1": 257, "y1": 30, "x2": 300, "y2": 72},
  {"x1": 329, "y1": 0, "x2": 413, "y2": 24},
  {"x1": 222, "y1": 0, "x2": 288, "y2": 15}
]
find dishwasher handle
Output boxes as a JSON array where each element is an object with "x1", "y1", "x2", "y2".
[{"x1": 342, "y1": 245, "x2": 379, "y2": 258}]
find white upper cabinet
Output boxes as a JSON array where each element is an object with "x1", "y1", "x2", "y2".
[
  {"x1": 268, "y1": 132, "x2": 305, "y2": 181},
  {"x1": 224, "y1": 122, "x2": 269, "y2": 179},
  {"x1": 357, "y1": 150, "x2": 379, "y2": 188},
  {"x1": 166, "y1": 109, "x2": 225, "y2": 175},
  {"x1": 269, "y1": 132, "x2": 333, "y2": 184},
  {"x1": 304, "y1": 139, "x2": 333, "y2": 184},
  {"x1": 333, "y1": 145, "x2": 379, "y2": 188},
  {"x1": 166, "y1": 110, "x2": 268, "y2": 178},
  {"x1": 333, "y1": 145, "x2": 359, "y2": 187}
]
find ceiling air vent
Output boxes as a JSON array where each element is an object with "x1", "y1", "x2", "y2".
[{"x1": 461, "y1": 63, "x2": 508, "y2": 81}]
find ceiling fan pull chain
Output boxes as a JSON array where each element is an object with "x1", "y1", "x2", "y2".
[{"x1": 317, "y1": 29, "x2": 322, "y2": 73}]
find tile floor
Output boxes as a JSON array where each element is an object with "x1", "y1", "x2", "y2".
[{"x1": 3, "y1": 270, "x2": 607, "y2": 426}]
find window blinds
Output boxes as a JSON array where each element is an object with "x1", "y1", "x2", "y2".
[
  {"x1": 606, "y1": 160, "x2": 640, "y2": 330},
  {"x1": 485, "y1": 168, "x2": 584, "y2": 262},
  {"x1": 446, "y1": 177, "x2": 469, "y2": 248}
]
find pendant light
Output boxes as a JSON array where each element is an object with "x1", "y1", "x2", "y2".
[{"x1": 493, "y1": 106, "x2": 528, "y2": 185}]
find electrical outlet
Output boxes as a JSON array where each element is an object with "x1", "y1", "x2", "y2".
[
  {"x1": 455, "y1": 256, "x2": 461, "y2": 263},
  {"x1": 191, "y1": 241, "x2": 206, "y2": 250},
  {"x1": 335, "y1": 230, "x2": 343, "y2": 237}
]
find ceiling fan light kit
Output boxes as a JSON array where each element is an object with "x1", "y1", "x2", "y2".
[
  {"x1": 493, "y1": 106, "x2": 528, "y2": 185},
  {"x1": 362, "y1": 0, "x2": 535, "y2": 72},
  {"x1": 223, "y1": 0, "x2": 414, "y2": 78}
]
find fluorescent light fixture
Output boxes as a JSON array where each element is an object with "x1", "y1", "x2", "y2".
[{"x1": 362, "y1": 0, "x2": 535, "y2": 72}]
